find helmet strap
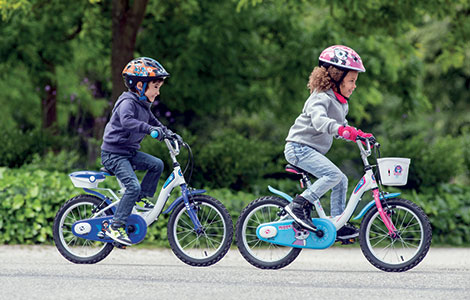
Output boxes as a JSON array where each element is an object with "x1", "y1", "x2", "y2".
[
  {"x1": 329, "y1": 69, "x2": 349, "y2": 100},
  {"x1": 137, "y1": 82, "x2": 148, "y2": 101},
  {"x1": 319, "y1": 62, "x2": 350, "y2": 99}
]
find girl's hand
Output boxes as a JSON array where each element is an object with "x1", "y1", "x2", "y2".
[
  {"x1": 357, "y1": 129, "x2": 375, "y2": 147},
  {"x1": 338, "y1": 126, "x2": 358, "y2": 141},
  {"x1": 357, "y1": 129, "x2": 373, "y2": 139}
]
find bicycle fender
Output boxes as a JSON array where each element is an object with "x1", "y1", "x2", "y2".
[
  {"x1": 83, "y1": 188, "x2": 106, "y2": 200},
  {"x1": 82, "y1": 188, "x2": 115, "y2": 213},
  {"x1": 353, "y1": 192, "x2": 401, "y2": 220},
  {"x1": 268, "y1": 185, "x2": 293, "y2": 202},
  {"x1": 162, "y1": 189, "x2": 206, "y2": 214}
]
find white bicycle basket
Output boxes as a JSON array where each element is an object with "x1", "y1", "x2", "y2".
[{"x1": 377, "y1": 157, "x2": 411, "y2": 186}]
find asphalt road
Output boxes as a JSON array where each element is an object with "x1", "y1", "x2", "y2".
[{"x1": 0, "y1": 245, "x2": 469, "y2": 300}]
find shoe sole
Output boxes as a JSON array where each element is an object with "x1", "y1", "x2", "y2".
[
  {"x1": 134, "y1": 206, "x2": 153, "y2": 211},
  {"x1": 336, "y1": 233, "x2": 359, "y2": 239},
  {"x1": 105, "y1": 232, "x2": 132, "y2": 246},
  {"x1": 284, "y1": 206, "x2": 317, "y2": 232}
]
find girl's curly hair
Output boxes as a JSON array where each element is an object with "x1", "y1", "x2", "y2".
[{"x1": 307, "y1": 66, "x2": 345, "y2": 94}]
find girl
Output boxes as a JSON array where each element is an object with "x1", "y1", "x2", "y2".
[{"x1": 284, "y1": 45, "x2": 373, "y2": 239}]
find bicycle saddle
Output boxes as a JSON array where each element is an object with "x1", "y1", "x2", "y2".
[{"x1": 285, "y1": 164, "x2": 313, "y2": 177}]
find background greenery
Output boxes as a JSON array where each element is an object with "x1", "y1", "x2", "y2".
[{"x1": 0, "y1": 0, "x2": 469, "y2": 246}]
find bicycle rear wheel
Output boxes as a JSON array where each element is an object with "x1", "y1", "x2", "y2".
[
  {"x1": 53, "y1": 194, "x2": 114, "y2": 264},
  {"x1": 359, "y1": 198, "x2": 432, "y2": 272},
  {"x1": 167, "y1": 195, "x2": 233, "y2": 267},
  {"x1": 236, "y1": 196, "x2": 301, "y2": 269}
]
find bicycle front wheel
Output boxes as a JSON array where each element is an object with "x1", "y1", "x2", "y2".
[
  {"x1": 53, "y1": 194, "x2": 114, "y2": 264},
  {"x1": 167, "y1": 194, "x2": 233, "y2": 267},
  {"x1": 359, "y1": 198, "x2": 432, "y2": 272},
  {"x1": 236, "y1": 196, "x2": 301, "y2": 269}
]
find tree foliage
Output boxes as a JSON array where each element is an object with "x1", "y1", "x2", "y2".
[{"x1": 0, "y1": 0, "x2": 469, "y2": 190}]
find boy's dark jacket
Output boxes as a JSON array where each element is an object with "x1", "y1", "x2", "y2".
[{"x1": 101, "y1": 91, "x2": 166, "y2": 154}]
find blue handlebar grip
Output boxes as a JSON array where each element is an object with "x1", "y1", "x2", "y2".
[{"x1": 150, "y1": 130, "x2": 159, "y2": 139}]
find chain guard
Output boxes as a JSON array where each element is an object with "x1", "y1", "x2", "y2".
[
  {"x1": 256, "y1": 218, "x2": 336, "y2": 249},
  {"x1": 72, "y1": 214, "x2": 147, "y2": 244}
]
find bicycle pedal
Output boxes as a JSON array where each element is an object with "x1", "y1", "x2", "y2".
[
  {"x1": 112, "y1": 241, "x2": 127, "y2": 249},
  {"x1": 337, "y1": 238, "x2": 356, "y2": 245}
]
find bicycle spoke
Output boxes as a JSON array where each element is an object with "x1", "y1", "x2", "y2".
[
  {"x1": 206, "y1": 218, "x2": 223, "y2": 225},
  {"x1": 249, "y1": 239, "x2": 263, "y2": 248},
  {"x1": 181, "y1": 236, "x2": 199, "y2": 249},
  {"x1": 362, "y1": 199, "x2": 432, "y2": 271},
  {"x1": 253, "y1": 212, "x2": 262, "y2": 226},
  {"x1": 398, "y1": 238, "x2": 420, "y2": 249},
  {"x1": 201, "y1": 207, "x2": 214, "y2": 226},
  {"x1": 176, "y1": 230, "x2": 195, "y2": 241},
  {"x1": 401, "y1": 221, "x2": 420, "y2": 233},
  {"x1": 175, "y1": 228, "x2": 193, "y2": 234},
  {"x1": 371, "y1": 234, "x2": 390, "y2": 248},
  {"x1": 178, "y1": 215, "x2": 194, "y2": 229},
  {"x1": 371, "y1": 222, "x2": 388, "y2": 235},
  {"x1": 397, "y1": 210, "x2": 408, "y2": 231},
  {"x1": 202, "y1": 234, "x2": 221, "y2": 248}
]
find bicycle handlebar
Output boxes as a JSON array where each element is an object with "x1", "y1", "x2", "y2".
[
  {"x1": 163, "y1": 137, "x2": 194, "y2": 185},
  {"x1": 356, "y1": 136, "x2": 380, "y2": 160},
  {"x1": 164, "y1": 138, "x2": 180, "y2": 155}
]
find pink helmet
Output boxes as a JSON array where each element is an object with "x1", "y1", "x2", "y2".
[{"x1": 319, "y1": 45, "x2": 365, "y2": 72}]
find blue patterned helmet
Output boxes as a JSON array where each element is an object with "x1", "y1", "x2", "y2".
[{"x1": 122, "y1": 57, "x2": 170, "y2": 90}]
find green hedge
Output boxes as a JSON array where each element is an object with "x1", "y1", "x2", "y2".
[
  {"x1": 0, "y1": 168, "x2": 79, "y2": 243},
  {"x1": 404, "y1": 184, "x2": 470, "y2": 245},
  {"x1": 1, "y1": 167, "x2": 469, "y2": 246},
  {"x1": 0, "y1": 167, "x2": 255, "y2": 246}
]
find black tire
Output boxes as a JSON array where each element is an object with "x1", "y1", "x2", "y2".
[
  {"x1": 236, "y1": 196, "x2": 301, "y2": 269},
  {"x1": 167, "y1": 194, "x2": 233, "y2": 267},
  {"x1": 53, "y1": 194, "x2": 114, "y2": 264},
  {"x1": 359, "y1": 198, "x2": 432, "y2": 272}
]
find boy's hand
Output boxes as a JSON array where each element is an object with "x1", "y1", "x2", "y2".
[
  {"x1": 149, "y1": 127, "x2": 164, "y2": 141},
  {"x1": 338, "y1": 126, "x2": 358, "y2": 141},
  {"x1": 163, "y1": 128, "x2": 184, "y2": 144}
]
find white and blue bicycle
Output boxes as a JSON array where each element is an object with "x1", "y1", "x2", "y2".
[
  {"x1": 53, "y1": 138, "x2": 233, "y2": 266},
  {"x1": 236, "y1": 137, "x2": 432, "y2": 272}
]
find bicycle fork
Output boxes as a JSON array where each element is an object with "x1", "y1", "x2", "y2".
[
  {"x1": 372, "y1": 189, "x2": 398, "y2": 237},
  {"x1": 181, "y1": 184, "x2": 204, "y2": 234}
]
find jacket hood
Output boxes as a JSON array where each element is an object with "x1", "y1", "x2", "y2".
[{"x1": 113, "y1": 91, "x2": 151, "y2": 113}]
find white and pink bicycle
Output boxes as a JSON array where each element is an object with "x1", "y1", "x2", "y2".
[{"x1": 236, "y1": 137, "x2": 432, "y2": 272}]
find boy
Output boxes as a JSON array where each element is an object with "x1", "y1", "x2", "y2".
[{"x1": 101, "y1": 57, "x2": 181, "y2": 246}]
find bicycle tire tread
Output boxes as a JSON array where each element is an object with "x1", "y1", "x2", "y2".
[
  {"x1": 167, "y1": 194, "x2": 233, "y2": 267},
  {"x1": 235, "y1": 196, "x2": 301, "y2": 270},
  {"x1": 359, "y1": 198, "x2": 432, "y2": 272},
  {"x1": 53, "y1": 194, "x2": 114, "y2": 264}
]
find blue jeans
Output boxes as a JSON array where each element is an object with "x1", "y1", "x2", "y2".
[
  {"x1": 284, "y1": 142, "x2": 347, "y2": 216},
  {"x1": 101, "y1": 150, "x2": 164, "y2": 226}
]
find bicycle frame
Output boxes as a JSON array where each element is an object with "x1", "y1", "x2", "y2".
[
  {"x1": 75, "y1": 139, "x2": 204, "y2": 232},
  {"x1": 270, "y1": 139, "x2": 398, "y2": 235}
]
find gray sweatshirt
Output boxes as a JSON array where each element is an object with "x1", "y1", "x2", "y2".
[{"x1": 285, "y1": 89, "x2": 348, "y2": 154}]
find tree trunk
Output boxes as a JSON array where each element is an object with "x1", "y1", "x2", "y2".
[
  {"x1": 88, "y1": 0, "x2": 148, "y2": 165},
  {"x1": 42, "y1": 82, "x2": 57, "y2": 130},
  {"x1": 110, "y1": 0, "x2": 149, "y2": 105}
]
